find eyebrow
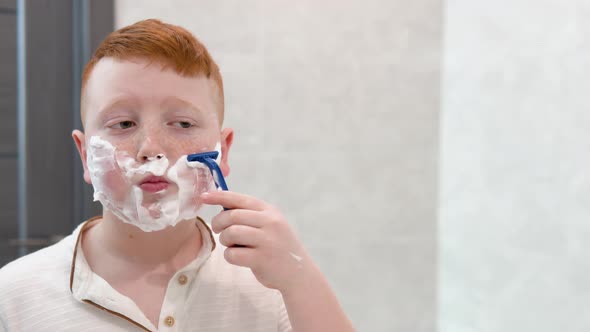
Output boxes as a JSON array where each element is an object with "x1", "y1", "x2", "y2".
[
  {"x1": 98, "y1": 96, "x2": 140, "y2": 115},
  {"x1": 161, "y1": 96, "x2": 204, "y2": 114}
]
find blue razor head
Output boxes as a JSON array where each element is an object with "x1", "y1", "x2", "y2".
[
  {"x1": 187, "y1": 151, "x2": 229, "y2": 194},
  {"x1": 187, "y1": 151, "x2": 219, "y2": 162}
]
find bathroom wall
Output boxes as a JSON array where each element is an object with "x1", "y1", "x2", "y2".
[
  {"x1": 440, "y1": 1, "x2": 590, "y2": 331},
  {"x1": 116, "y1": 0, "x2": 441, "y2": 330}
]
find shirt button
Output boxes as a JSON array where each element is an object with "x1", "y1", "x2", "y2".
[
  {"x1": 164, "y1": 316, "x2": 175, "y2": 327},
  {"x1": 178, "y1": 274, "x2": 188, "y2": 285}
]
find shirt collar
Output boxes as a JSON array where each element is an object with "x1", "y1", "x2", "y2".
[{"x1": 69, "y1": 216, "x2": 217, "y2": 293}]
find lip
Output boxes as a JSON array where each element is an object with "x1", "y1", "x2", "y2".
[{"x1": 139, "y1": 176, "x2": 170, "y2": 193}]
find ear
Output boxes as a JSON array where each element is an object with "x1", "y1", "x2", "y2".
[
  {"x1": 72, "y1": 130, "x2": 92, "y2": 184},
  {"x1": 219, "y1": 128, "x2": 234, "y2": 177}
]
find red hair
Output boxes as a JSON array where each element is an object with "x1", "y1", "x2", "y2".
[{"x1": 81, "y1": 19, "x2": 224, "y2": 124}]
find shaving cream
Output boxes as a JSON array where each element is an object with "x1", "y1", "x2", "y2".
[{"x1": 87, "y1": 136, "x2": 219, "y2": 232}]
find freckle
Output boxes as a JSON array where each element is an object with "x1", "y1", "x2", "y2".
[{"x1": 128, "y1": 234, "x2": 134, "y2": 239}]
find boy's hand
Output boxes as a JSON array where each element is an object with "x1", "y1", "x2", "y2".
[{"x1": 201, "y1": 191, "x2": 315, "y2": 294}]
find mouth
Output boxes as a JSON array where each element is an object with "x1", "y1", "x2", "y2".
[{"x1": 138, "y1": 175, "x2": 170, "y2": 193}]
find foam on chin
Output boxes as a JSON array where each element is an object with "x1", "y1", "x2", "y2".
[{"x1": 86, "y1": 136, "x2": 216, "y2": 232}]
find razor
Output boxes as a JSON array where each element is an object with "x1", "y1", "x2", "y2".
[{"x1": 187, "y1": 151, "x2": 229, "y2": 210}]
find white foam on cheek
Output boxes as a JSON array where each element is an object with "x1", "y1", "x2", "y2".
[
  {"x1": 214, "y1": 142, "x2": 222, "y2": 162},
  {"x1": 87, "y1": 136, "x2": 120, "y2": 203},
  {"x1": 85, "y1": 135, "x2": 213, "y2": 232},
  {"x1": 184, "y1": 142, "x2": 224, "y2": 192},
  {"x1": 87, "y1": 136, "x2": 117, "y2": 174},
  {"x1": 167, "y1": 156, "x2": 210, "y2": 221}
]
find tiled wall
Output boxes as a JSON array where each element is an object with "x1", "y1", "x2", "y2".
[
  {"x1": 115, "y1": 0, "x2": 441, "y2": 330},
  {"x1": 440, "y1": 1, "x2": 590, "y2": 331}
]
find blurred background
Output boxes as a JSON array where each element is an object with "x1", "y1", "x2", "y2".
[{"x1": 0, "y1": 0, "x2": 588, "y2": 331}]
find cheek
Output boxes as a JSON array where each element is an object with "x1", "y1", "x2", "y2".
[
  {"x1": 101, "y1": 168, "x2": 132, "y2": 201},
  {"x1": 169, "y1": 134, "x2": 220, "y2": 157},
  {"x1": 193, "y1": 167, "x2": 214, "y2": 198},
  {"x1": 173, "y1": 160, "x2": 215, "y2": 206},
  {"x1": 87, "y1": 149, "x2": 132, "y2": 201}
]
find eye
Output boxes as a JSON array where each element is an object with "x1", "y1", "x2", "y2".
[
  {"x1": 109, "y1": 121, "x2": 136, "y2": 129},
  {"x1": 172, "y1": 121, "x2": 194, "y2": 129}
]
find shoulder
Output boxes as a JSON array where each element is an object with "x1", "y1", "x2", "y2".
[
  {"x1": 0, "y1": 234, "x2": 76, "y2": 304},
  {"x1": 0, "y1": 234, "x2": 75, "y2": 278},
  {"x1": 0, "y1": 232, "x2": 114, "y2": 331}
]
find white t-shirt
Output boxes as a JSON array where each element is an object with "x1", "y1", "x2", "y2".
[{"x1": 0, "y1": 217, "x2": 292, "y2": 332}]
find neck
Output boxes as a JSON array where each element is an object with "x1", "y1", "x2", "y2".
[{"x1": 95, "y1": 210, "x2": 203, "y2": 267}]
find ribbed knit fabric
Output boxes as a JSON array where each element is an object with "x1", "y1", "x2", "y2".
[{"x1": 0, "y1": 218, "x2": 292, "y2": 332}]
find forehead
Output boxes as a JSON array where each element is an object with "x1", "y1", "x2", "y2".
[{"x1": 83, "y1": 57, "x2": 217, "y2": 120}]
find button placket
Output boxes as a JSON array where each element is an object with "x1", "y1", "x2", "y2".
[{"x1": 159, "y1": 271, "x2": 193, "y2": 330}]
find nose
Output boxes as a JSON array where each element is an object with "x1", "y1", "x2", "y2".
[
  {"x1": 136, "y1": 136, "x2": 166, "y2": 162},
  {"x1": 144, "y1": 154, "x2": 165, "y2": 161}
]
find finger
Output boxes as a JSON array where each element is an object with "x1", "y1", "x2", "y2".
[
  {"x1": 211, "y1": 209, "x2": 266, "y2": 233},
  {"x1": 200, "y1": 191, "x2": 269, "y2": 211},
  {"x1": 219, "y1": 225, "x2": 264, "y2": 248},
  {"x1": 223, "y1": 247, "x2": 257, "y2": 268}
]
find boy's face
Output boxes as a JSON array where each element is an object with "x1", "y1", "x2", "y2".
[{"x1": 73, "y1": 57, "x2": 233, "y2": 187}]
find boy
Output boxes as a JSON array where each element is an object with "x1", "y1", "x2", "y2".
[{"x1": 0, "y1": 19, "x2": 354, "y2": 332}]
